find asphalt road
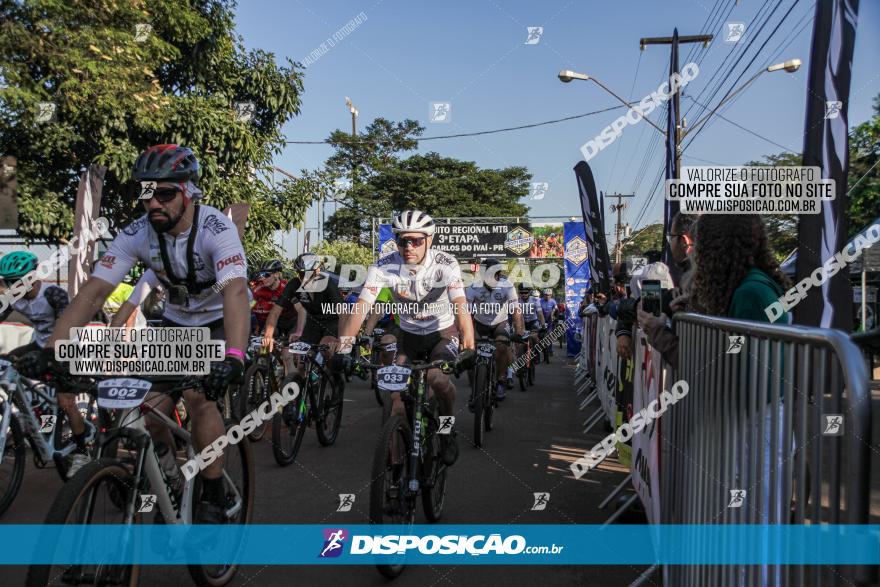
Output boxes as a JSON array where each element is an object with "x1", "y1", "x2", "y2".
[{"x1": 1, "y1": 347, "x2": 650, "y2": 587}]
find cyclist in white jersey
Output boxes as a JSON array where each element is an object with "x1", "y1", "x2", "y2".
[
  {"x1": 337, "y1": 210, "x2": 475, "y2": 466},
  {"x1": 465, "y1": 259, "x2": 523, "y2": 400},
  {"x1": 0, "y1": 251, "x2": 95, "y2": 476},
  {"x1": 20, "y1": 145, "x2": 250, "y2": 524}
]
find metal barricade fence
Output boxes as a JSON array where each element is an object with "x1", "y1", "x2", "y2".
[{"x1": 664, "y1": 312, "x2": 873, "y2": 586}]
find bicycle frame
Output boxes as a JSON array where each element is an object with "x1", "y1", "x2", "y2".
[
  {"x1": 0, "y1": 366, "x2": 86, "y2": 465},
  {"x1": 90, "y1": 396, "x2": 245, "y2": 527}
]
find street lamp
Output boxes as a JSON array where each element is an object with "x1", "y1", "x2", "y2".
[
  {"x1": 345, "y1": 96, "x2": 358, "y2": 136},
  {"x1": 685, "y1": 59, "x2": 801, "y2": 137},
  {"x1": 558, "y1": 70, "x2": 667, "y2": 135}
]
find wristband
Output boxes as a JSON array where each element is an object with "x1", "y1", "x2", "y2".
[
  {"x1": 226, "y1": 347, "x2": 245, "y2": 361},
  {"x1": 339, "y1": 336, "x2": 356, "y2": 346}
]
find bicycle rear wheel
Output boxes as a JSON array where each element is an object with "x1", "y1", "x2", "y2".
[
  {"x1": 187, "y1": 421, "x2": 254, "y2": 587},
  {"x1": 240, "y1": 363, "x2": 269, "y2": 442},
  {"x1": 370, "y1": 414, "x2": 414, "y2": 579},
  {"x1": 26, "y1": 458, "x2": 140, "y2": 587},
  {"x1": 0, "y1": 406, "x2": 26, "y2": 517},
  {"x1": 271, "y1": 376, "x2": 308, "y2": 466},
  {"x1": 315, "y1": 375, "x2": 344, "y2": 446}
]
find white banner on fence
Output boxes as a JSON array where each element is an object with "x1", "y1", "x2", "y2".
[
  {"x1": 632, "y1": 330, "x2": 663, "y2": 524},
  {"x1": 594, "y1": 317, "x2": 618, "y2": 423}
]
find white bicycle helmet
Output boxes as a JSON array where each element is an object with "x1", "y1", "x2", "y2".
[{"x1": 392, "y1": 210, "x2": 435, "y2": 235}]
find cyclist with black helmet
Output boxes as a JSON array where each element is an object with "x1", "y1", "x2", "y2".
[
  {"x1": 465, "y1": 259, "x2": 523, "y2": 400},
  {"x1": 19, "y1": 145, "x2": 250, "y2": 524},
  {"x1": 0, "y1": 251, "x2": 94, "y2": 476},
  {"x1": 262, "y1": 252, "x2": 345, "y2": 382},
  {"x1": 337, "y1": 210, "x2": 476, "y2": 466}
]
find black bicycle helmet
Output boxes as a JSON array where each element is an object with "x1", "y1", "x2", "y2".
[
  {"x1": 293, "y1": 252, "x2": 322, "y2": 272},
  {"x1": 261, "y1": 259, "x2": 283, "y2": 273},
  {"x1": 131, "y1": 144, "x2": 200, "y2": 183}
]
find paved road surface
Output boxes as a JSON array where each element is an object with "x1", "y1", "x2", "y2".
[{"x1": 1, "y1": 348, "x2": 651, "y2": 587}]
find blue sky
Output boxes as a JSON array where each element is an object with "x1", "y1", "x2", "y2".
[{"x1": 233, "y1": 0, "x2": 880, "y2": 253}]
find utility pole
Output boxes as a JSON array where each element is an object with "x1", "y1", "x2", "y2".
[
  {"x1": 639, "y1": 31, "x2": 712, "y2": 180},
  {"x1": 606, "y1": 193, "x2": 634, "y2": 263}
]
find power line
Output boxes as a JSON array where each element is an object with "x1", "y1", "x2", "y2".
[
  {"x1": 684, "y1": 95, "x2": 799, "y2": 153},
  {"x1": 284, "y1": 104, "x2": 626, "y2": 145}
]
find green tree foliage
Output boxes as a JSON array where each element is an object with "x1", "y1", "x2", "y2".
[
  {"x1": 321, "y1": 118, "x2": 531, "y2": 246},
  {"x1": 743, "y1": 152, "x2": 801, "y2": 262},
  {"x1": 620, "y1": 223, "x2": 663, "y2": 258},
  {"x1": 311, "y1": 239, "x2": 373, "y2": 270},
  {"x1": 0, "y1": 0, "x2": 315, "y2": 258}
]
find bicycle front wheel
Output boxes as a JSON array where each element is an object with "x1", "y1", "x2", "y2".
[
  {"x1": 240, "y1": 363, "x2": 269, "y2": 442},
  {"x1": 315, "y1": 375, "x2": 344, "y2": 447},
  {"x1": 271, "y1": 376, "x2": 308, "y2": 466},
  {"x1": 26, "y1": 458, "x2": 140, "y2": 587},
  {"x1": 472, "y1": 364, "x2": 486, "y2": 447},
  {"x1": 0, "y1": 406, "x2": 26, "y2": 517}
]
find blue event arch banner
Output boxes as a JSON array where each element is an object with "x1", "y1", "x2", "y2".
[
  {"x1": 563, "y1": 221, "x2": 591, "y2": 357},
  {"x1": 1, "y1": 525, "x2": 877, "y2": 565}
]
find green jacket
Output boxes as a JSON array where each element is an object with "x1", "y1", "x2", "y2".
[{"x1": 728, "y1": 268, "x2": 789, "y2": 324}]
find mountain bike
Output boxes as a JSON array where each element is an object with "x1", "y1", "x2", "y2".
[
  {"x1": 271, "y1": 342, "x2": 344, "y2": 466},
  {"x1": 540, "y1": 326, "x2": 552, "y2": 363},
  {"x1": 516, "y1": 330, "x2": 537, "y2": 391},
  {"x1": 239, "y1": 335, "x2": 286, "y2": 442},
  {"x1": 25, "y1": 373, "x2": 254, "y2": 587},
  {"x1": 363, "y1": 354, "x2": 467, "y2": 579},
  {"x1": 0, "y1": 357, "x2": 98, "y2": 516},
  {"x1": 469, "y1": 338, "x2": 500, "y2": 448}
]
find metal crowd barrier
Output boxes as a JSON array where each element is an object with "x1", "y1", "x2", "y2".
[{"x1": 665, "y1": 312, "x2": 873, "y2": 586}]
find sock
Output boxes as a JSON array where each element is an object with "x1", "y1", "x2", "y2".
[
  {"x1": 506, "y1": 367, "x2": 513, "y2": 379},
  {"x1": 201, "y1": 476, "x2": 225, "y2": 505}
]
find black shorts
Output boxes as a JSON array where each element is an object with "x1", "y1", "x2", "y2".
[
  {"x1": 474, "y1": 321, "x2": 510, "y2": 340},
  {"x1": 156, "y1": 318, "x2": 226, "y2": 396},
  {"x1": 371, "y1": 323, "x2": 401, "y2": 341},
  {"x1": 301, "y1": 319, "x2": 339, "y2": 345},
  {"x1": 524, "y1": 320, "x2": 540, "y2": 333},
  {"x1": 398, "y1": 325, "x2": 459, "y2": 364}
]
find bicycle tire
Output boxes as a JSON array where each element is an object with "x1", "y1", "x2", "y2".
[
  {"x1": 370, "y1": 414, "x2": 413, "y2": 579},
  {"x1": 370, "y1": 350, "x2": 384, "y2": 407},
  {"x1": 0, "y1": 408, "x2": 26, "y2": 517},
  {"x1": 472, "y1": 364, "x2": 486, "y2": 447},
  {"x1": 240, "y1": 363, "x2": 269, "y2": 442},
  {"x1": 528, "y1": 355, "x2": 536, "y2": 386},
  {"x1": 518, "y1": 344, "x2": 528, "y2": 392},
  {"x1": 271, "y1": 376, "x2": 308, "y2": 466},
  {"x1": 421, "y1": 400, "x2": 447, "y2": 523},
  {"x1": 26, "y1": 458, "x2": 140, "y2": 587},
  {"x1": 315, "y1": 375, "x2": 343, "y2": 446},
  {"x1": 187, "y1": 421, "x2": 254, "y2": 587}
]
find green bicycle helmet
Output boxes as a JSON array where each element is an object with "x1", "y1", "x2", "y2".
[{"x1": 0, "y1": 251, "x2": 39, "y2": 280}]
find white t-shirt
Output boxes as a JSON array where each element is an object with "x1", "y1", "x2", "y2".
[
  {"x1": 91, "y1": 205, "x2": 247, "y2": 326},
  {"x1": 465, "y1": 280, "x2": 517, "y2": 326},
  {"x1": 358, "y1": 249, "x2": 466, "y2": 335}
]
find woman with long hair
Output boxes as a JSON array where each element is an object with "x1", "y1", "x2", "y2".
[{"x1": 691, "y1": 214, "x2": 790, "y2": 322}]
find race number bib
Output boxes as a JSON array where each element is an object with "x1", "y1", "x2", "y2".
[
  {"x1": 376, "y1": 366, "x2": 411, "y2": 392},
  {"x1": 97, "y1": 378, "x2": 152, "y2": 408}
]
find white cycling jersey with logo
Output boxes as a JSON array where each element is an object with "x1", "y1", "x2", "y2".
[
  {"x1": 465, "y1": 280, "x2": 517, "y2": 326},
  {"x1": 91, "y1": 205, "x2": 247, "y2": 326},
  {"x1": 358, "y1": 249, "x2": 465, "y2": 335}
]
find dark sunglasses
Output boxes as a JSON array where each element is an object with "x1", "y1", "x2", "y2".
[
  {"x1": 142, "y1": 186, "x2": 181, "y2": 204},
  {"x1": 396, "y1": 236, "x2": 427, "y2": 248}
]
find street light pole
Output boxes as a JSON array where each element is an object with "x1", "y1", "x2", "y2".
[
  {"x1": 606, "y1": 193, "x2": 635, "y2": 263},
  {"x1": 639, "y1": 31, "x2": 713, "y2": 180}
]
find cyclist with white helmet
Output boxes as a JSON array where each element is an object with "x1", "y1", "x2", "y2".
[
  {"x1": 20, "y1": 144, "x2": 250, "y2": 524},
  {"x1": 0, "y1": 251, "x2": 93, "y2": 476},
  {"x1": 465, "y1": 258, "x2": 523, "y2": 400},
  {"x1": 337, "y1": 210, "x2": 475, "y2": 466}
]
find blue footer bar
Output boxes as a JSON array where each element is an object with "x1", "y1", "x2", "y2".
[{"x1": 2, "y1": 525, "x2": 878, "y2": 565}]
